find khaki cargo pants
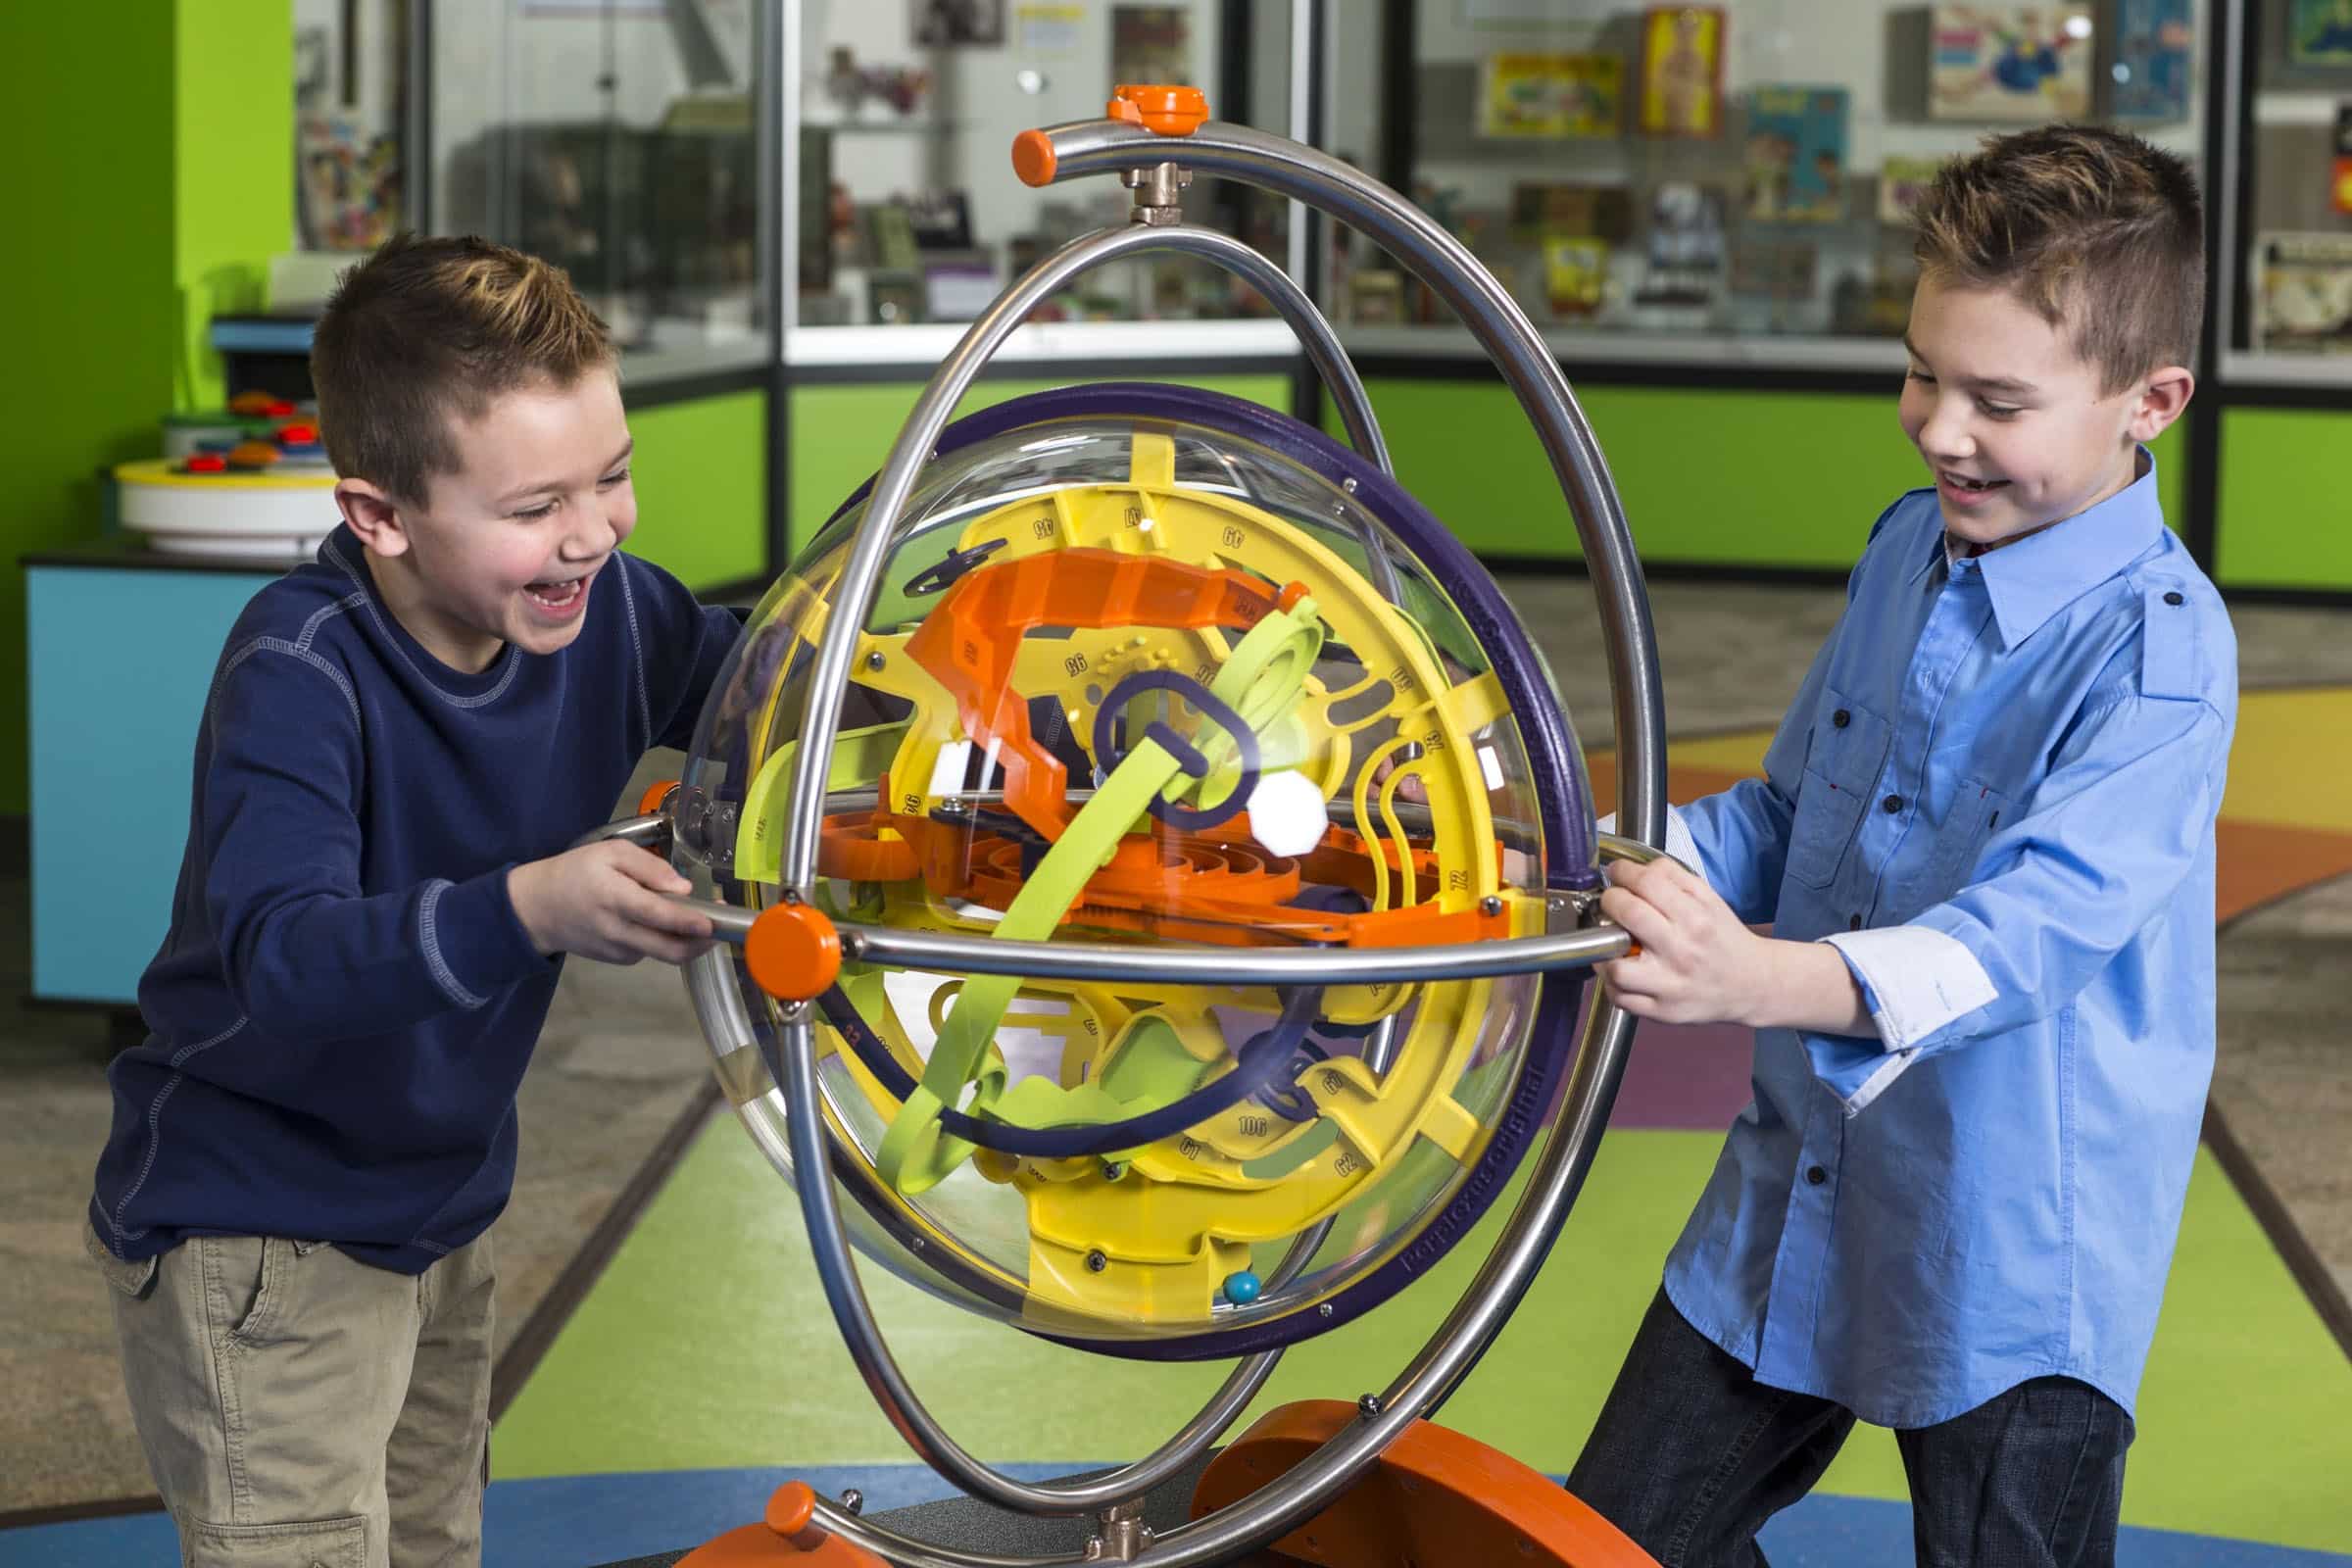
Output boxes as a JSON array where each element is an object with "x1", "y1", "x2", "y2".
[{"x1": 86, "y1": 1220, "x2": 494, "y2": 1568}]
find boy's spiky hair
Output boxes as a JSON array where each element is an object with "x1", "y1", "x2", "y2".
[
  {"x1": 1913, "y1": 123, "x2": 2204, "y2": 393},
  {"x1": 310, "y1": 233, "x2": 615, "y2": 503}
]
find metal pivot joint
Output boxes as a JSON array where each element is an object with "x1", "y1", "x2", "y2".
[
  {"x1": 1085, "y1": 1501, "x2": 1154, "y2": 1562},
  {"x1": 1122, "y1": 162, "x2": 1191, "y2": 224}
]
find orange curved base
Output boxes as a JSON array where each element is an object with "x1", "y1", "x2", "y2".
[
  {"x1": 674, "y1": 1482, "x2": 889, "y2": 1566},
  {"x1": 1192, "y1": 1400, "x2": 1658, "y2": 1568}
]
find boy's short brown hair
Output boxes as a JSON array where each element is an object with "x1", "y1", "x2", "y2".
[
  {"x1": 310, "y1": 233, "x2": 615, "y2": 503},
  {"x1": 1912, "y1": 123, "x2": 2204, "y2": 394}
]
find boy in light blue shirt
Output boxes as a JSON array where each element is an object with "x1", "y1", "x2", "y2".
[{"x1": 1570, "y1": 124, "x2": 2236, "y2": 1566}]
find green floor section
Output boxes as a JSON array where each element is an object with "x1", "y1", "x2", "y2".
[{"x1": 493, "y1": 1113, "x2": 2352, "y2": 1553}]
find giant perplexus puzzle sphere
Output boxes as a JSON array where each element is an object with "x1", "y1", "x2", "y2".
[{"x1": 618, "y1": 83, "x2": 1670, "y2": 1568}]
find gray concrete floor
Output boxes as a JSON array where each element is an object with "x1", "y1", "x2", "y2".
[{"x1": 5, "y1": 577, "x2": 2348, "y2": 1516}]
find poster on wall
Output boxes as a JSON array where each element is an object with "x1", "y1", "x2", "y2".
[
  {"x1": 1646, "y1": 181, "x2": 1726, "y2": 271},
  {"x1": 1543, "y1": 237, "x2": 1611, "y2": 316},
  {"x1": 1478, "y1": 53, "x2": 1622, "y2": 137},
  {"x1": 1929, "y1": 5, "x2": 2093, "y2": 121},
  {"x1": 1463, "y1": 0, "x2": 1616, "y2": 21},
  {"x1": 1111, "y1": 5, "x2": 1191, "y2": 85},
  {"x1": 298, "y1": 117, "x2": 401, "y2": 251},
  {"x1": 1638, "y1": 6, "x2": 1726, "y2": 137},
  {"x1": 1878, "y1": 156, "x2": 1944, "y2": 224},
  {"x1": 1509, "y1": 181, "x2": 1635, "y2": 242},
  {"x1": 1016, "y1": 4, "x2": 1083, "y2": 55},
  {"x1": 2110, "y1": 0, "x2": 2192, "y2": 121},
  {"x1": 2336, "y1": 104, "x2": 2352, "y2": 215},
  {"x1": 2251, "y1": 232, "x2": 2352, "y2": 353},
  {"x1": 915, "y1": 0, "x2": 1005, "y2": 47},
  {"x1": 2288, "y1": 0, "x2": 2352, "y2": 68},
  {"x1": 1636, "y1": 181, "x2": 1726, "y2": 306},
  {"x1": 1740, "y1": 86, "x2": 1848, "y2": 221}
]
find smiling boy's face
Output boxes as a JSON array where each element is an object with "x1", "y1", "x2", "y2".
[
  {"x1": 337, "y1": 368, "x2": 636, "y2": 673},
  {"x1": 1897, "y1": 272, "x2": 2184, "y2": 553}
]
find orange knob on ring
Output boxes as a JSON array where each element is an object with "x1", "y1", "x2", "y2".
[
  {"x1": 638, "y1": 780, "x2": 680, "y2": 816},
  {"x1": 764, "y1": 1482, "x2": 823, "y2": 1547},
  {"x1": 1011, "y1": 128, "x2": 1058, "y2": 187},
  {"x1": 1108, "y1": 82, "x2": 1209, "y2": 135},
  {"x1": 749, "y1": 1480, "x2": 888, "y2": 1562},
  {"x1": 744, "y1": 899, "x2": 843, "y2": 1003}
]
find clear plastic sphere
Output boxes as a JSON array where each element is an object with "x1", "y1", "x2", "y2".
[{"x1": 672, "y1": 386, "x2": 1591, "y2": 1359}]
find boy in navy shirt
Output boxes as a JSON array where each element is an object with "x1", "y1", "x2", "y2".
[
  {"x1": 1572, "y1": 126, "x2": 2236, "y2": 1564},
  {"x1": 86, "y1": 233, "x2": 738, "y2": 1565}
]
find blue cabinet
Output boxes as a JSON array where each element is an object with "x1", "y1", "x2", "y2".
[{"x1": 27, "y1": 560, "x2": 278, "y2": 1004}]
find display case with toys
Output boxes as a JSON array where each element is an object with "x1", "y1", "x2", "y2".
[
  {"x1": 1330, "y1": 0, "x2": 2211, "y2": 368},
  {"x1": 784, "y1": 3, "x2": 1301, "y2": 358},
  {"x1": 2217, "y1": 0, "x2": 2352, "y2": 389}
]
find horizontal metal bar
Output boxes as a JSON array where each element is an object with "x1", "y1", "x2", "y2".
[
  {"x1": 836, "y1": 922, "x2": 1625, "y2": 983},
  {"x1": 575, "y1": 811, "x2": 673, "y2": 853},
  {"x1": 676, "y1": 832, "x2": 1657, "y2": 970},
  {"x1": 688, "y1": 899, "x2": 1625, "y2": 979}
]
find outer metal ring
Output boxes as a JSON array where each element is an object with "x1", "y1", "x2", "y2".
[{"x1": 674, "y1": 115, "x2": 1670, "y2": 1560}]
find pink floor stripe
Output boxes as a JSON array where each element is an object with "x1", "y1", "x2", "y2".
[{"x1": 1607, "y1": 1020, "x2": 1757, "y2": 1131}]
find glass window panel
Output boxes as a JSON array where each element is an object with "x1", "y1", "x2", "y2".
[
  {"x1": 294, "y1": 0, "x2": 411, "y2": 254},
  {"x1": 2231, "y1": 0, "x2": 2352, "y2": 382},
  {"x1": 793, "y1": 0, "x2": 1295, "y2": 333},
  {"x1": 1330, "y1": 0, "x2": 2208, "y2": 367},
  {"x1": 429, "y1": 0, "x2": 770, "y2": 375}
]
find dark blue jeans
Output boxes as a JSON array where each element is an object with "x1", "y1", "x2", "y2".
[{"x1": 1567, "y1": 1290, "x2": 2133, "y2": 1568}]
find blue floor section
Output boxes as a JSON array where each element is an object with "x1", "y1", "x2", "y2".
[{"x1": 8, "y1": 1467, "x2": 2348, "y2": 1567}]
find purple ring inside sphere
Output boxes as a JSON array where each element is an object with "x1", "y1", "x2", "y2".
[{"x1": 1090, "y1": 669, "x2": 1260, "y2": 834}]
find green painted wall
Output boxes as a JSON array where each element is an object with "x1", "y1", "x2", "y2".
[
  {"x1": 172, "y1": 11, "x2": 292, "y2": 410},
  {"x1": 2214, "y1": 407, "x2": 2352, "y2": 591},
  {"x1": 0, "y1": 7, "x2": 288, "y2": 816},
  {"x1": 786, "y1": 374, "x2": 1296, "y2": 556},
  {"x1": 1333, "y1": 377, "x2": 2190, "y2": 571},
  {"x1": 625, "y1": 389, "x2": 769, "y2": 591}
]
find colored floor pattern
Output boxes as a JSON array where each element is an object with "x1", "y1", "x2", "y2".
[{"x1": 12, "y1": 695, "x2": 2351, "y2": 1567}]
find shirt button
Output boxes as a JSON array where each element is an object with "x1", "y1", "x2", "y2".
[
  {"x1": 1805, "y1": 1165, "x2": 1829, "y2": 1186},
  {"x1": 1882, "y1": 794, "x2": 1903, "y2": 813},
  {"x1": 1833, "y1": 709, "x2": 1851, "y2": 728},
  {"x1": 2164, "y1": 590, "x2": 2185, "y2": 606}
]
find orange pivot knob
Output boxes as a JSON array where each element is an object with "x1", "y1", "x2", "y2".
[
  {"x1": 764, "y1": 1483, "x2": 826, "y2": 1549},
  {"x1": 675, "y1": 1480, "x2": 890, "y2": 1564},
  {"x1": 744, "y1": 899, "x2": 843, "y2": 1003},
  {"x1": 1011, "y1": 128, "x2": 1057, "y2": 187},
  {"x1": 638, "y1": 780, "x2": 681, "y2": 816},
  {"x1": 1108, "y1": 82, "x2": 1209, "y2": 135}
]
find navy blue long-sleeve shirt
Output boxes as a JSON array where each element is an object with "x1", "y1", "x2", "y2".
[{"x1": 90, "y1": 526, "x2": 740, "y2": 1273}]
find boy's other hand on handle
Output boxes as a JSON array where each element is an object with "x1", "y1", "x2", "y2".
[
  {"x1": 508, "y1": 842, "x2": 715, "y2": 966},
  {"x1": 1598, "y1": 858, "x2": 1870, "y2": 1036},
  {"x1": 1598, "y1": 857, "x2": 1775, "y2": 1026}
]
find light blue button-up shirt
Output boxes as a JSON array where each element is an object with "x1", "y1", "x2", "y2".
[{"x1": 1655, "y1": 456, "x2": 2236, "y2": 1428}]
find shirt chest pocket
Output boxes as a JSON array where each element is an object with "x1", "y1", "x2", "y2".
[
  {"x1": 1889, "y1": 776, "x2": 2012, "y2": 917},
  {"x1": 1786, "y1": 689, "x2": 1892, "y2": 891}
]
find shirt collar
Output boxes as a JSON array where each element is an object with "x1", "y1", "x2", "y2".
[{"x1": 1909, "y1": 448, "x2": 2165, "y2": 648}]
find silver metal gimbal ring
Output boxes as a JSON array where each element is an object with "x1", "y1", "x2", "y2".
[{"x1": 677, "y1": 114, "x2": 1668, "y2": 1565}]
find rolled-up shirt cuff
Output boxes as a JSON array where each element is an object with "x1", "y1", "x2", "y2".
[
  {"x1": 1595, "y1": 806, "x2": 1705, "y2": 884},
  {"x1": 1808, "y1": 926, "x2": 1998, "y2": 1113},
  {"x1": 1822, "y1": 926, "x2": 1997, "y2": 1049}
]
